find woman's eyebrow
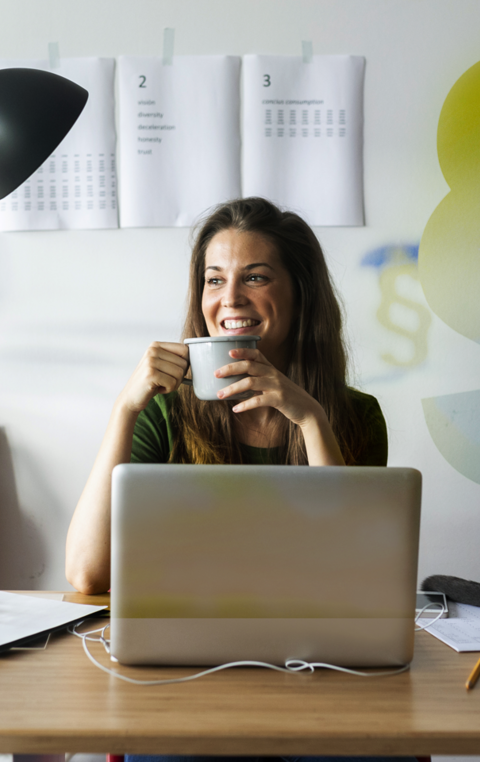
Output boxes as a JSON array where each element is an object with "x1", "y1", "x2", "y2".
[
  {"x1": 245, "y1": 262, "x2": 274, "y2": 271},
  {"x1": 204, "y1": 262, "x2": 274, "y2": 273}
]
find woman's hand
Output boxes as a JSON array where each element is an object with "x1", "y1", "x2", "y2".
[
  {"x1": 215, "y1": 347, "x2": 322, "y2": 428},
  {"x1": 117, "y1": 341, "x2": 189, "y2": 415},
  {"x1": 215, "y1": 347, "x2": 345, "y2": 466}
]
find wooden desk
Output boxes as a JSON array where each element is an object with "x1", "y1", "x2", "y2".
[{"x1": 1, "y1": 592, "x2": 480, "y2": 756}]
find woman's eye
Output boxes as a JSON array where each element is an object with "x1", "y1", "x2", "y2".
[{"x1": 205, "y1": 274, "x2": 267, "y2": 286}]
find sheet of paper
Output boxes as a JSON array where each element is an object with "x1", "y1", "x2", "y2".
[
  {"x1": 118, "y1": 55, "x2": 241, "y2": 227},
  {"x1": 13, "y1": 592, "x2": 65, "y2": 601},
  {"x1": 448, "y1": 600, "x2": 480, "y2": 620},
  {"x1": 11, "y1": 633, "x2": 51, "y2": 650},
  {"x1": 242, "y1": 55, "x2": 365, "y2": 226},
  {"x1": 0, "y1": 591, "x2": 106, "y2": 649},
  {"x1": 0, "y1": 57, "x2": 118, "y2": 231},
  {"x1": 425, "y1": 618, "x2": 480, "y2": 652}
]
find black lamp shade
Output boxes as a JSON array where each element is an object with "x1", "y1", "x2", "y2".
[{"x1": 0, "y1": 68, "x2": 88, "y2": 199}]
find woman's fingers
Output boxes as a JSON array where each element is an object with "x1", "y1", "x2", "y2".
[
  {"x1": 215, "y1": 350, "x2": 320, "y2": 427},
  {"x1": 231, "y1": 393, "x2": 272, "y2": 414},
  {"x1": 215, "y1": 359, "x2": 269, "y2": 379},
  {"x1": 145, "y1": 347, "x2": 189, "y2": 387},
  {"x1": 150, "y1": 354, "x2": 188, "y2": 380},
  {"x1": 216, "y1": 370, "x2": 279, "y2": 400},
  {"x1": 216, "y1": 349, "x2": 280, "y2": 400},
  {"x1": 148, "y1": 342, "x2": 189, "y2": 371},
  {"x1": 229, "y1": 347, "x2": 268, "y2": 363},
  {"x1": 120, "y1": 341, "x2": 189, "y2": 413},
  {"x1": 215, "y1": 348, "x2": 271, "y2": 379},
  {"x1": 143, "y1": 363, "x2": 183, "y2": 392}
]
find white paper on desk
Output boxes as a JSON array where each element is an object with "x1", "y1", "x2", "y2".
[
  {"x1": 118, "y1": 56, "x2": 241, "y2": 227},
  {"x1": 0, "y1": 591, "x2": 106, "y2": 649},
  {"x1": 0, "y1": 57, "x2": 118, "y2": 231},
  {"x1": 425, "y1": 619, "x2": 480, "y2": 652},
  {"x1": 448, "y1": 600, "x2": 480, "y2": 620},
  {"x1": 242, "y1": 55, "x2": 365, "y2": 227},
  {"x1": 14, "y1": 591, "x2": 65, "y2": 602}
]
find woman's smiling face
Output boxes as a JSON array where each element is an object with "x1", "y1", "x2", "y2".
[{"x1": 201, "y1": 228, "x2": 296, "y2": 369}]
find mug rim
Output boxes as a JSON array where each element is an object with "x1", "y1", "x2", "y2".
[{"x1": 184, "y1": 335, "x2": 261, "y2": 345}]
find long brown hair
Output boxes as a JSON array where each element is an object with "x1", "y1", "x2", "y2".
[{"x1": 170, "y1": 197, "x2": 365, "y2": 465}]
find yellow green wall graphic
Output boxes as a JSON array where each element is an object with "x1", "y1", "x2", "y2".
[
  {"x1": 362, "y1": 244, "x2": 431, "y2": 368},
  {"x1": 419, "y1": 61, "x2": 480, "y2": 484},
  {"x1": 422, "y1": 392, "x2": 480, "y2": 484}
]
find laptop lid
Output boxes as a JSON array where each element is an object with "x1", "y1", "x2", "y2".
[{"x1": 110, "y1": 464, "x2": 421, "y2": 667}]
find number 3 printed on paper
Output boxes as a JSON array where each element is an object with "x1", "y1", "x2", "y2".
[{"x1": 263, "y1": 74, "x2": 271, "y2": 87}]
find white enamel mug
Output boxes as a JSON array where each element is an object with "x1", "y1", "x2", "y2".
[{"x1": 183, "y1": 335, "x2": 261, "y2": 401}]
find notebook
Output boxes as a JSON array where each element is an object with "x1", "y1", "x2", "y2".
[{"x1": 110, "y1": 464, "x2": 421, "y2": 667}]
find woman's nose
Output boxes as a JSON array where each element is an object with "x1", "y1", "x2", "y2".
[{"x1": 221, "y1": 280, "x2": 248, "y2": 307}]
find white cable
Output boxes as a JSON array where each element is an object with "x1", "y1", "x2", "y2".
[
  {"x1": 69, "y1": 622, "x2": 111, "y2": 652},
  {"x1": 414, "y1": 602, "x2": 446, "y2": 631},
  {"x1": 70, "y1": 622, "x2": 410, "y2": 686},
  {"x1": 284, "y1": 659, "x2": 410, "y2": 677},
  {"x1": 68, "y1": 623, "x2": 108, "y2": 641}
]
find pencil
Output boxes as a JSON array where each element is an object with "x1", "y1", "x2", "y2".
[{"x1": 465, "y1": 655, "x2": 480, "y2": 690}]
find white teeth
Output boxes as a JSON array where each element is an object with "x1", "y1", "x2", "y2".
[{"x1": 224, "y1": 319, "x2": 258, "y2": 329}]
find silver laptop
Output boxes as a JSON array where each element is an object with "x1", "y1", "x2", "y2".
[{"x1": 110, "y1": 464, "x2": 421, "y2": 667}]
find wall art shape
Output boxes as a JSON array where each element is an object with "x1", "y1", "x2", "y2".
[
  {"x1": 422, "y1": 390, "x2": 480, "y2": 484},
  {"x1": 418, "y1": 61, "x2": 480, "y2": 342},
  {"x1": 361, "y1": 244, "x2": 431, "y2": 367}
]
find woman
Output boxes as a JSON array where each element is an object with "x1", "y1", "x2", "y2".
[{"x1": 66, "y1": 196, "x2": 387, "y2": 595}]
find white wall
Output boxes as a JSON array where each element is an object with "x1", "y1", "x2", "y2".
[{"x1": 1, "y1": 0, "x2": 479, "y2": 590}]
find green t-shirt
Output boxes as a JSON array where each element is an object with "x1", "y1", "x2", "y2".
[{"x1": 131, "y1": 389, "x2": 388, "y2": 466}]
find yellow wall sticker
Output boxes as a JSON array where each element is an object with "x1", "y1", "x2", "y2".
[
  {"x1": 418, "y1": 61, "x2": 480, "y2": 342},
  {"x1": 419, "y1": 61, "x2": 480, "y2": 484},
  {"x1": 422, "y1": 391, "x2": 480, "y2": 484},
  {"x1": 361, "y1": 244, "x2": 431, "y2": 368}
]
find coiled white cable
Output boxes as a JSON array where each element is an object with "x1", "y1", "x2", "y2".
[
  {"x1": 414, "y1": 601, "x2": 446, "y2": 631},
  {"x1": 69, "y1": 621, "x2": 410, "y2": 686}
]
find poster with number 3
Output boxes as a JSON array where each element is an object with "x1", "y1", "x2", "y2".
[{"x1": 242, "y1": 55, "x2": 365, "y2": 226}]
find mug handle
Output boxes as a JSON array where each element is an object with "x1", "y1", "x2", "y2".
[{"x1": 181, "y1": 378, "x2": 193, "y2": 386}]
